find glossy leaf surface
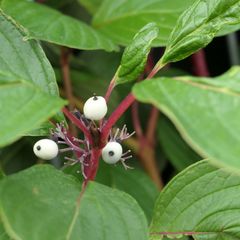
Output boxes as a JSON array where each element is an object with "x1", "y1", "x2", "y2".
[
  {"x1": 93, "y1": 0, "x2": 195, "y2": 46},
  {"x1": 161, "y1": 0, "x2": 240, "y2": 64},
  {"x1": 1, "y1": 0, "x2": 117, "y2": 51},
  {"x1": 133, "y1": 67, "x2": 240, "y2": 170},
  {"x1": 150, "y1": 160, "x2": 240, "y2": 240},
  {"x1": 0, "y1": 11, "x2": 65, "y2": 146},
  {"x1": 0, "y1": 165, "x2": 148, "y2": 240},
  {"x1": 117, "y1": 23, "x2": 158, "y2": 84}
]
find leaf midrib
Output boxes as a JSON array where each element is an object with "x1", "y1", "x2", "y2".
[{"x1": 173, "y1": 77, "x2": 240, "y2": 97}]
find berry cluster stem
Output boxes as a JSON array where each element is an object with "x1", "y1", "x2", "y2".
[{"x1": 62, "y1": 107, "x2": 93, "y2": 144}]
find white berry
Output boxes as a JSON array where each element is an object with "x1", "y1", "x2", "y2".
[
  {"x1": 33, "y1": 139, "x2": 58, "y2": 160},
  {"x1": 102, "y1": 141, "x2": 123, "y2": 164},
  {"x1": 83, "y1": 96, "x2": 107, "y2": 121}
]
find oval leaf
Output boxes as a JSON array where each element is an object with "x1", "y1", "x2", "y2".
[
  {"x1": 117, "y1": 22, "x2": 158, "y2": 85},
  {"x1": 133, "y1": 67, "x2": 240, "y2": 170},
  {"x1": 0, "y1": 11, "x2": 66, "y2": 147},
  {"x1": 161, "y1": 0, "x2": 240, "y2": 64},
  {"x1": 158, "y1": 116, "x2": 201, "y2": 171},
  {"x1": 0, "y1": 165, "x2": 148, "y2": 240},
  {"x1": 96, "y1": 163, "x2": 159, "y2": 222},
  {"x1": 150, "y1": 160, "x2": 240, "y2": 240},
  {"x1": 93, "y1": 0, "x2": 195, "y2": 46},
  {"x1": 1, "y1": 0, "x2": 117, "y2": 51}
]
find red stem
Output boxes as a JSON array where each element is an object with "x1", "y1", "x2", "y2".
[
  {"x1": 62, "y1": 107, "x2": 93, "y2": 144},
  {"x1": 131, "y1": 102, "x2": 143, "y2": 139},
  {"x1": 146, "y1": 107, "x2": 159, "y2": 146},
  {"x1": 105, "y1": 75, "x2": 117, "y2": 102},
  {"x1": 101, "y1": 93, "x2": 135, "y2": 144},
  {"x1": 101, "y1": 64, "x2": 163, "y2": 143},
  {"x1": 191, "y1": 49, "x2": 209, "y2": 76},
  {"x1": 83, "y1": 148, "x2": 102, "y2": 186}
]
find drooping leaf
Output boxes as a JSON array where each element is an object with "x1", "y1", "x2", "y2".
[
  {"x1": 92, "y1": 0, "x2": 195, "y2": 46},
  {"x1": 64, "y1": 161, "x2": 159, "y2": 223},
  {"x1": 1, "y1": 0, "x2": 117, "y2": 51},
  {"x1": 161, "y1": 0, "x2": 240, "y2": 64},
  {"x1": 158, "y1": 116, "x2": 201, "y2": 171},
  {"x1": 77, "y1": 0, "x2": 103, "y2": 14},
  {"x1": 96, "y1": 163, "x2": 159, "y2": 222},
  {"x1": 116, "y1": 22, "x2": 158, "y2": 85},
  {"x1": 0, "y1": 11, "x2": 66, "y2": 147},
  {"x1": 0, "y1": 165, "x2": 148, "y2": 240},
  {"x1": 133, "y1": 67, "x2": 240, "y2": 170},
  {"x1": 150, "y1": 160, "x2": 240, "y2": 240}
]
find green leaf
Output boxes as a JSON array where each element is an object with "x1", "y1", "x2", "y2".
[
  {"x1": 217, "y1": 23, "x2": 240, "y2": 37},
  {"x1": 0, "y1": 11, "x2": 66, "y2": 146},
  {"x1": 0, "y1": 223, "x2": 10, "y2": 240},
  {"x1": 116, "y1": 22, "x2": 158, "y2": 85},
  {"x1": 77, "y1": 0, "x2": 103, "y2": 14},
  {"x1": 158, "y1": 116, "x2": 201, "y2": 171},
  {"x1": 161, "y1": 0, "x2": 240, "y2": 64},
  {"x1": 132, "y1": 67, "x2": 240, "y2": 170},
  {"x1": 25, "y1": 122, "x2": 55, "y2": 136},
  {"x1": 1, "y1": 0, "x2": 117, "y2": 51},
  {"x1": 150, "y1": 160, "x2": 240, "y2": 240},
  {"x1": 96, "y1": 163, "x2": 159, "y2": 222},
  {"x1": 0, "y1": 165, "x2": 148, "y2": 240},
  {"x1": 92, "y1": 0, "x2": 195, "y2": 46}
]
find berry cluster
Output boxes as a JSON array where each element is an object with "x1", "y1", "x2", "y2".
[{"x1": 33, "y1": 95, "x2": 134, "y2": 179}]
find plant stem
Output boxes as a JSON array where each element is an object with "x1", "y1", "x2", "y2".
[
  {"x1": 83, "y1": 148, "x2": 102, "y2": 187},
  {"x1": 60, "y1": 47, "x2": 77, "y2": 136},
  {"x1": 146, "y1": 107, "x2": 159, "y2": 145},
  {"x1": 101, "y1": 93, "x2": 135, "y2": 144},
  {"x1": 131, "y1": 102, "x2": 143, "y2": 139},
  {"x1": 139, "y1": 106, "x2": 163, "y2": 189},
  {"x1": 62, "y1": 107, "x2": 93, "y2": 144},
  {"x1": 191, "y1": 49, "x2": 209, "y2": 76},
  {"x1": 60, "y1": 47, "x2": 74, "y2": 109},
  {"x1": 105, "y1": 74, "x2": 117, "y2": 102},
  {"x1": 101, "y1": 62, "x2": 164, "y2": 142}
]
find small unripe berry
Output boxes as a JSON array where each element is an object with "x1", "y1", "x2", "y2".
[
  {"x1": 102, "y1": 141, "x2": 123, "y2": 164},
  {"x1": 33, "y1": 139, "x2": 58, "y2": 160},
  {"x1": 83, "y1": 96, "x2": 107, "y2": 121}
]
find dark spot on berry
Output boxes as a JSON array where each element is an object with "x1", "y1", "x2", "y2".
[
  {"x1": 36, "y1": 146, "x2": 41, "y2": 151},
  {"x1": 93, "y1": 93, "x2": 98, "y2": 101},
  {"x1": 108, "y1": 151, "x2": 114, "y2": 156}
]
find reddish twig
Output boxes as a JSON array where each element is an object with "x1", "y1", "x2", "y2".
[
  {"x1": 191, "y1": 49, "x2": 209, "y2": 76},
  {"x1": 105, "y1": 75, "x2": 117, "y2": 102},
  {"x1": 60, "y1": 47, "x2": 77, "y2": 136},
  {"x1": 62, "y1": 107, "x2": 93, "y2": 144},
  {"x1": 131, "y1": 102, "x2": 144, "y2": 139},
  {"x1": 101, "y1": 64, "x2": 163, "y2": 143},
  {"x1": 60, "y1": 47, "x2": 74, "y2": 110},
  {"x1": 83, "y1": 148, "x2": 102, "y2": 187},
  {"x1": 101, "y1": 93, "x2": 135, "y2": 144},
  {"x1": 146, "y1": 107, "x2": 159, "y2": 146}
]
